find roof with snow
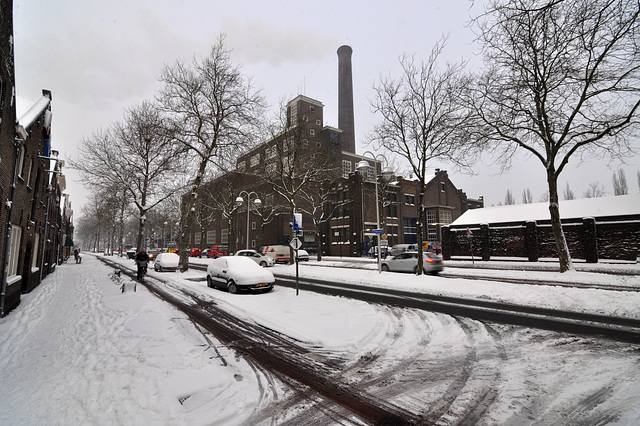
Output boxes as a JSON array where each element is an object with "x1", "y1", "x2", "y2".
[
  {"x1": 16, "y1": 94, "x2": 51, "y2": 130},
  {"x1": 451, "y1": 194, "x2": 640, "y2": 226}
]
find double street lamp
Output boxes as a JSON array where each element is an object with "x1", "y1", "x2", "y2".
[
  {"x1": 235, "y1": 191, "x2": 261, "y2": 250},
  {"x1": 356, "y1": 151, "x2": 394, "y2": 273}
]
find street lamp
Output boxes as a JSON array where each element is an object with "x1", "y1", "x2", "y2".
[
  {"x1": 356, "y1": 151, "x2": 394, "y2": 273},
  {"x1": 163, "y1": 221, "x2": 168, "y2": 250},
  {"x1": 235, "y1": 191, "x2": 262, "y2": 250}
]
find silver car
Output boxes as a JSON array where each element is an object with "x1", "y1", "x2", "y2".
[
  {"x1": 381, "y1": 251, "x2": 443, "y2": 274},
  {"x1": 234, "y1": 249, "x2": 275, "y2": 267}
]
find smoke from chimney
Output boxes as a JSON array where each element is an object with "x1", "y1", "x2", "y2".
[{"x1": 337, "y1": 45, "x2": 355, "y2": 153}]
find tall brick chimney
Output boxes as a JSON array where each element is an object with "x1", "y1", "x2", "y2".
[{"x1": 337, "y1": 45, "x2": 355, "y2": 153}]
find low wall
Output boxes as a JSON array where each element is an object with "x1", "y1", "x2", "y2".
[{"x1": 442, "y1": 216, "x2": 639, "y2": 262}]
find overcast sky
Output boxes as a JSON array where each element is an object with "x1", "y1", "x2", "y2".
[{"x1": 13, "y1": 0, "x2": 640, "y2": 216}]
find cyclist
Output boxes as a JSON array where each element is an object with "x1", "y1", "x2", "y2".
[{"x1": 135, "y1": 250, "x2": 149, "y2": 281}]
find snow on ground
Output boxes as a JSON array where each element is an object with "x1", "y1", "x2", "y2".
[{"x1": 1, "y1": 253, "x2": 639, "y2": 425}]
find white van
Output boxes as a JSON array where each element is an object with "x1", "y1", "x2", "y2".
[
  {"x1": 260, "y1": 245, "x2": 292, "y2": 264},
  {"x1": 389, "y1": 244, "x2": 418, "y2": 256}
]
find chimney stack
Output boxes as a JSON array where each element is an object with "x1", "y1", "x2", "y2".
[{"x1": 337, "y1": 45, "x2": 355, "y2": 153}]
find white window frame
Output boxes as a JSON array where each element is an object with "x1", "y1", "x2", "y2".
[
  {"x1": 207, "y1": 230, "x2": 216, "y2": 244},
  {"x1": 31, "y1": 233, "x2": 39, "y2": 269},
  {"x1": 221, "y1": 229, "x2": 229, "y2": 244},
  {"x1": 8, "y1": 225, "x2": 22, "y2": 276},
  {"x1": 342, "y1": 160, "x2": 352, "y2": 179}
]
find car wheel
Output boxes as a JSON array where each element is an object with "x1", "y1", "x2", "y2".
[
  {"x1": 227, "y1": 280, "x2": 238, "y2": 294},
  {"x1": 260, "y1": 261, "x2": 267, "y2": 267},
  {"x1": 431, "y1": 271, "x2": 439, "y2": 275},
  {"x1": 207, "y1": 275, "x2": 214, "y2": 288},
  {"x1": 381, "y1": 264, "x2": 389, "y2": 272},
  {"x1": 414, "y1": 265, "x2": 418, "y2": 274}
]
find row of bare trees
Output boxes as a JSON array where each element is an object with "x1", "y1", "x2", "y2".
[
  {"x1": 369, "y1": 0, "x2": 639, "y2": 273},
  {"x1": 73, "y1": 1, "x2": 638, "y2": 274}
]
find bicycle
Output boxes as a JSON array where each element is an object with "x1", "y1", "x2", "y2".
[{"x1": 108, "y1": 269, "x2": 127, "y2": 293}]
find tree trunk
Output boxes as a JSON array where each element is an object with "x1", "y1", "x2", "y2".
[
  {"x1": 415, "y1": 184, "x2": 426, "y2": 275},
  {"x1": 547, "y1": 170, "x2": 574, "y2": 272}
]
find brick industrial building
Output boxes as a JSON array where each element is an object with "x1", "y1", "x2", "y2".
[{"x1": 188, "y1": 46, "x2": 483, "y2": 257}]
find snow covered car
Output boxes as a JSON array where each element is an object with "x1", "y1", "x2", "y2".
[
  {"x1": 206, "y1": 256, "x2": 275, "y2": 293},
  {"x1": 234, "y1": 249, "x2": 275, "y2": 267},
  {"x1": 153, "y1": 252, "x2": 179, "y2": 272},
  {"x1": 381, "y1": 251, "x2": 443, "y2": 274}
]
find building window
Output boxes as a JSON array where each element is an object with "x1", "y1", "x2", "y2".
[
  {"x1": 252, "y1": 221, "x2": 256, "y2": 230},
  {"x1": 309, "y1": 105, "x2": 315, "y2": 112},
  {"x1": 342, "y1": 160, "x2": 352, "y2": 179},
  {"x1": 31, "y1": 234, "x2": 39, "y2": 269},
  {"x1": 331, "y1": 226, "x2": 350, "y2": 244},
  {"x1": 302, "y1": 139, "x2": 308, "y2": 146},
  {"x1": 194, "y1": 232, "x2": 201, "y2": 244},
  {"x1": 441, "y1": 182, "x2": 445, "y2": 192},
  {"x1": 237, "y1": 161, "x2": 246, "y2": 172},
  {"x1": 221, "y1": 229, "x2": 229, "y2": 244},
  {"x1": 24, "y1": 157, "x2": 33, "y2": 187},
  {"x1": 250, "y1": 153, "x2": 260, "y2": 167},
  {"x1": 403, "y1": 218, "x2": 417, "y2": 243},
  {"x1": 303, "y1": 115, "x2": 308, "y2": 122},
  {"x1": 251, "y1": 240, "x2": 256, "y2": 248},
  {"x1": 8, "y1": 225, "x2": 22, "y2": 276},
  {"x1": 439, "y1": 209, "x2": 452, "y2": 225},
  {"x1": 309, "y1": 129, "x2": 315, "y2": 136},
  {"x1": 266, "y1": 146, "x2": 276, "y2": 159},
  {"x1": 385, "y1": 192, "x2": 397, "y2": 218},
  {"x1": 404, "y1": 194, "x2": 415, "y2": 205},
  {"x1": 336, "y1": 189, "x2": 350, "y2": 217},
  {"x1": 316, "y1": 119, "x2": 321, "y2": 126},
  {"x1": 207, "y1": 230, "x2": 216, "y2": 244},
  {"x1": 387, "y1": 224, "x2": 398, "y2": 247},
  {"x1": 265, "y1": 161, "x2": 276, "y2": 176},
  {"x1": 17, "y1": 148, "x2": 25, "y2": 180}
]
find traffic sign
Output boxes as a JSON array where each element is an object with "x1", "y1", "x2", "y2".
[
  {"x1": 289, "y1": 237, "x2": 302, "y2": 250},
  {"x1": 371, "y1": 229, "x2": 384, "y2": 234}
]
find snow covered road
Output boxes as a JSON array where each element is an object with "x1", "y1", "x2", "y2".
[{"x1": 1, "y1": 254, "x2": 639, "y2": 425}]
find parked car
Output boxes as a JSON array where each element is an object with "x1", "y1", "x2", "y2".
[
  {"x1": 201, "y1": 248, "x2": 209, "y2": 257},
  {"x1": 207, "y1": 245, "x2": 229, "y2": 258},
  {"x1": 234, "y1": 249, "x2": 275, "y2": 267},
  {"x1": 188, "y1": 248, "x2": 201, "y2": 257},
  {"x1": 206, "y1": 256, "x2": 275, "y2": 293},
  {"x1": 381, "y1": 251, "x2": 443, "y2": 274},
  {"x1": 153, "y1": 252, "x2": 180, "y2": 272},
  {"x1": 126, "y1": 247, "x2": 137, "y2": 259},
  {"x1": 260, "y1": 245, "x2": 291, "y2": 264},
  {"x1": 295, "y1": 249, "x2": 309, "y2": 261}
]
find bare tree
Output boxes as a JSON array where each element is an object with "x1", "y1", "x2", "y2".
[
  {"x1": 158, "y1": 35, "x2": 266, "y2": 271},
  {"x1": 471, "y1": 0, "x2": 640, "y2": 272},
  {"x1": 539, "y1": 190, "x2": 550, "y2": 202},
  {"x1": 563, "y1": 183, "x2": 575, "y2": 201},
  {"x1": 584, "y1": 182, "x2": 607, "y2": 198},
  {"x1": 612, "y1": 169, "x2": 628, "y2": 195},
  {"x1": 72, "y1": 101, "x2": 185, "y2": 250},
  {"x1": 522, "y1": 188, "x2": 533, "y2": 204},
  {"x1": 370, "y1": 36, "x2": 475, "y2": 274},
  {"x1": 504, "y1": 189, "x2": 516, "y2": 205}
]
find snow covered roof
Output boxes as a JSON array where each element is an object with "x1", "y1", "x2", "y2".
[
  {"x1": 451, "y1": 194, "x2": 640, "y2": 226},
  {"x1": 16, "y1": 94, "x2": 51, "y2": 130}
]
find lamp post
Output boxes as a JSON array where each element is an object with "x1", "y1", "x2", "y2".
[
  {"x1": 163, "y1": 221, "x2": 167, "y2": 250},
  {"x1": 356, "y1": 151, "x2": 394, "y2": 273},
  {"x1": 235, "y1": 191, "x2": 261, "y2": 250}
]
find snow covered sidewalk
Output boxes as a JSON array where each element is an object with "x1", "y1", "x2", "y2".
[{"x1": 0, "y1": 255, "x2": 270, "y2": 426}]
